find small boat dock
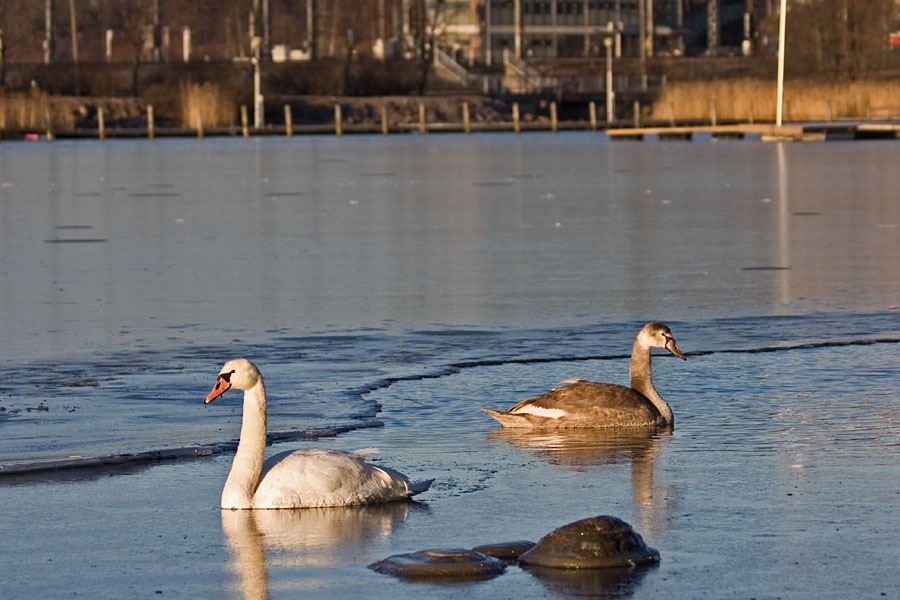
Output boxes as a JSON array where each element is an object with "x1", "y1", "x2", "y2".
[{"x1": 607, "y1": 122, "x2": 900, "y2": 142}]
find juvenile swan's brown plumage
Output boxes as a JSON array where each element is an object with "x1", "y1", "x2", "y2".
[{"x1": 482, "y1": 322, "x2": 686, "y2": 428}]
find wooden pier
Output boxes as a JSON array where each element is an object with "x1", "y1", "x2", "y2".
[{"x1": 607, "y1": 122, "x2": 900, "y2": 142}]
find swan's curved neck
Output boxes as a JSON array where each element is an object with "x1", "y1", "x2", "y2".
[
  {"x1": 222, "y1": 379, "x2": 267, "y2": 509},
  {"x1": 630, "y1": 338, "x2": 674, "y2": 426}
]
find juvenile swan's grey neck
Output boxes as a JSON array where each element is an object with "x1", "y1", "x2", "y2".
[
  {"x1": 222, "y1": 379, "x2": 267, "y2": 509},
  {"x1": 629, "y1": 335, "x2": 674, "y2": 426}
]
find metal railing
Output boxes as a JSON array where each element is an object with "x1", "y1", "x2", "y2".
[
  {"x1": 502, "y1": 49, "x2": 559, "y2": 94},
  {"x1": 433, "y1": 47, "x2": 479, "y2": 87}
]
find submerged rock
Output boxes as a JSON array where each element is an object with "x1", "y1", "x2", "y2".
[
  {"x1": 369, "y1": 548, "x2": 507, "y2": 580},
  {"x1": 519, "y1": 516, "x2": 659, "y2": 569}
]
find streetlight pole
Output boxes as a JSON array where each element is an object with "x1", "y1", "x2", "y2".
[
  {"x1": 604, "y1": 36, "x2": 614, "y2": 124},
  {"x1": 252, "y1": 36, "x2": 263, "y2": 128}
]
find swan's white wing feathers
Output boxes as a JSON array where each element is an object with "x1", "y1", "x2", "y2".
[{"x1": 252, "y1": 448, "x2": 415, "y2": 509}]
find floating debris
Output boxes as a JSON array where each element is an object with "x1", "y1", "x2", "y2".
[{"x1": 519, "y1": 516, "x2": 659, "y2": 569}]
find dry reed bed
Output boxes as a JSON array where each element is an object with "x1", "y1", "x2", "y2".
[
  {"x1": 0, "y1": 91, "x2": 75, "y2": 131},
  {"x1": 652, "y1": 79, "x2": 900, "y2": 122},
  {"x1": 0, "y1": 84, "x2": 233, "y2": 132},
  {"x1": 179, "y1": 83, "x2": 236, "y2": 129}
]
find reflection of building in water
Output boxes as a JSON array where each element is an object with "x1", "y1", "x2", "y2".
[
  {"x1": 490, "y1": 427, "x2": 675, "y2": 536},
  {"x1": 222, "y1": 504, "x2": 412, "y2": 599}
]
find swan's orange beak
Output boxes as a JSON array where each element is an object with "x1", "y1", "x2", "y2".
[
  {"x1": 205, "y1": 376, "x2": 231, "y2": 404},
  {"x1": 666, "y1": 339, "x2": 687, "y2": 360}
]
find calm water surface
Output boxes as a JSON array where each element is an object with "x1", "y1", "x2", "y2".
[{"x1": 1, "y1": 134, "x2": 899, "y2": 599}]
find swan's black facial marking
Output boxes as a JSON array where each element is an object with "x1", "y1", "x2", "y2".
[
  {"x1": 205, "y1": 369, "x2": 236, "y2": 404},
  {"x1": 663, "y1": 333, "x2": 687, "y2": 360}
]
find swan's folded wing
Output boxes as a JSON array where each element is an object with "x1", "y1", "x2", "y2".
[
  {"x1": 505, "y1": 381, "x2": 661, "y2": 427},
  {"x1": 255, "y1": 449, "x2": 418, "y2": 508}
]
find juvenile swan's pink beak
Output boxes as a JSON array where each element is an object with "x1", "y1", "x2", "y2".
[{"x1": 205, "y1": 377, "x2": 231, "y2": 404}]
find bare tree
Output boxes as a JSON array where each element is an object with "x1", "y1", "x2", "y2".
[
  {"x1": 110, "y1": 0, "x2": 153, "y2": 95},
  {"x1": 781, "y1": 0, "x2": 897, "y2": 79},
  {"x1": 409, "y1": 0, "x2": 463, "y2": 94},
  {"x1": 0, "y1": 1, "x2": 42, "y2": 85}
]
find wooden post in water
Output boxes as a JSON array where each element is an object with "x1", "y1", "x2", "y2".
[
  {"x1": 335, "y1": 104, "x2": 343, "y2": 137},
  {"x1": 195, "y1": 108, "x2": 204, "y2": 139},
  {"x1": 512, "y1": 102, "x2": 520, "y2": 134},
  {"x1": 381, "y1": 105, "x2": 389, "y2": 136},
  {"x1": 588, "y1": 101, "x2": 597, "y2": 132},
  {"x1": 241, "y1": 105, "x2": 249, "y2": 137},
  {"x1": 147, "y1": 105, "x2": 155, "y2": 140},
  {"x1": 418, "y1": 103, "x2": 426, "y2": 135},
  {"x1": 462, "y1": 102, "x2": 471, "y2": 135},
  {"x1": 550, "y1": 101, "x2": 558, "y2": 133},
  {"x1": 44, "y1": 105, "x2": 53, "y2": 141},
  {"x1": 98, "y1": 107, "x2": 105, "y2": 141},
  {"x1": 284, "y1": 104, "x2": 293, "y2": 137},
  {"x1": 633, "y1": 101, "x2": 640, "y2": 128}
]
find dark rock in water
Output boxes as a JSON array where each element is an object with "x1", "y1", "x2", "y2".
[
  {"x1": 471, "y1": 540, "x2": 535, "y2": 562},
  {"x1": 519, "y1": 516, "x2": 659, "y2": 569},
  {"x1": 369, "y1": 548, "x2": 507, "y2": 580}
]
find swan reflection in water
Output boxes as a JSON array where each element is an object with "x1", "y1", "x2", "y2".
[
  {"x1": 489, "y1": 427, "x2": 675, "y2": 536},
  {"x1": 222, "y1": 502, "x2": 415, "y2": 598},
  {"x1": 490, "y1": 428, "x2": 672, "y2": 596}
]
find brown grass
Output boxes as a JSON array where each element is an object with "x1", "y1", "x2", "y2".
[
  {"x1": 180, "y1": 83, "x2": 236, "y2": 129},
  {"x1": 0, "y1": 91, "x2": 75, "y2": 131},
  {"x1": 651, "y1": 79, "x2": 900, "y2": 123}
]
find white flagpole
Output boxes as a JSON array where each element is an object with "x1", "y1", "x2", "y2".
[{"x1": 776, "y1": 0, "x2": 787, "y2": 126}]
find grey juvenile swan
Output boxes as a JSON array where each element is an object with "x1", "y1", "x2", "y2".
[{"x1": 482, "y1": 322, "x2": 686, "y2": 428}]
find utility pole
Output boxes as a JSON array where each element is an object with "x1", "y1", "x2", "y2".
[
  {"x1": 707, "y1": 0, "x2": 719, "y2": 55},
  {"x1": 676, "y1": 0, "x2": 684, "y2": 55},
  {"x1": 638, "y1": 0, "x2": 645, "y2": 67},
  {"x1": 513, "y1": 0, "x2": 522, "y2": 58},
  {"x1": 775, "y1": 0, "x2": 786, "y2": 126},
  {"x1": 262, "y1": 0, "x2": 271, "y2": 60},
  {"x1": 485, "y1": 0, "x2": 492, "y2": 65},
  {"x1": 250, "y1": 0, "x2": 269, "y2": 59},
  {"x1": 743, "y1": 0, "x2": 754, "y2": 55},
  {"x1": 68, "y1": 0, "x2": 78, "y2": 63},
  {"x1": 604, "y1": 36, "x2": 614, "y2": 123},
  {"x1": 69, "y1": 0, "x2": 79, "y2": 93},
  {"x1": 306, "y1": 0, "x2": 317, "y2": 59},
  {"x1": 153, "y1": 0, "x2": 161, "y2": 61},
  {"x1": 44, "y1": 0, "x2": 54, "y2": 64}
]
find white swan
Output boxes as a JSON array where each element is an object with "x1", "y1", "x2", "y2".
[
  {"x1": 482, "y1": 322, "x2": 686, "y2": 429},
  {"x1": 205, "y1": 358, "x2": 432, "y2": 509}
]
